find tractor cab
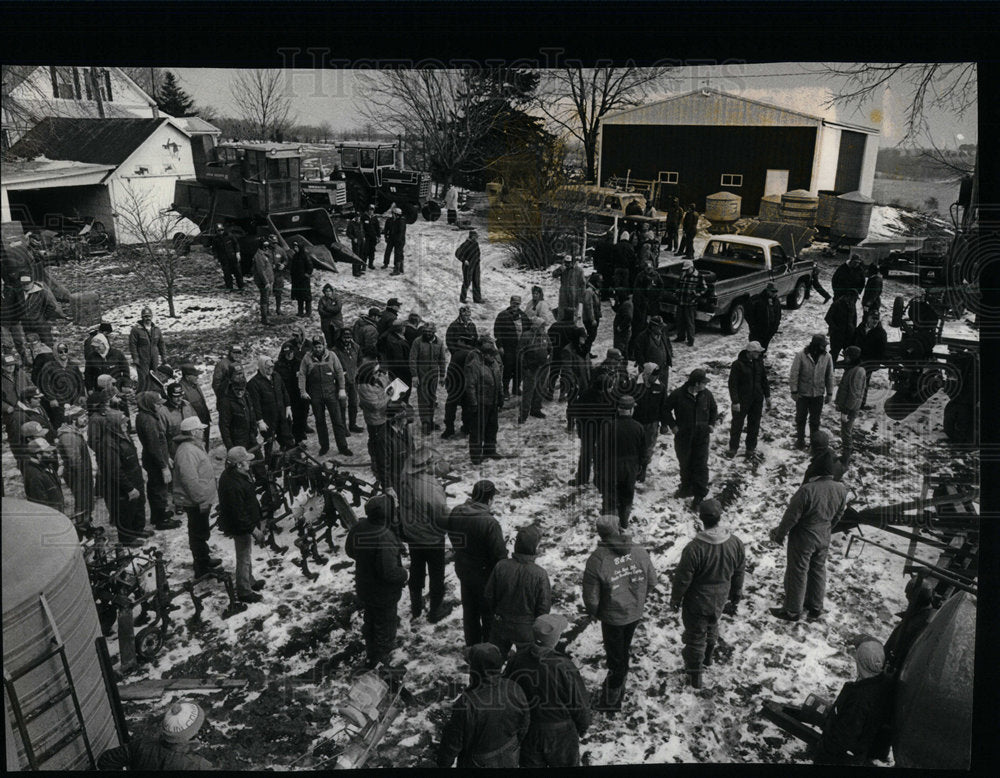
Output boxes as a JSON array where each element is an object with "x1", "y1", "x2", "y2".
[
  {"x1": 337, "y1": 143, "x2": 398, "y2": 188},
  {"x1": 334, "y1": 142, "x2": 436, "y2": 220}
]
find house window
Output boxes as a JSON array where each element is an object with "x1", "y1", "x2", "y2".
[
  {"x1": 50, "y1": 66, "x2": 80, "y2": 100},
  {"x1": 658, "y1": 171, "x2": 679, "y2": 184},
  {"x1": 721, "y1": 173, "x2": 743, "y2": 187}
]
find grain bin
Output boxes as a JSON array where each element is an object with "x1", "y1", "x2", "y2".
[
  {"x1": 3, "y1": 499, "x2": 119, "y2": 770},
  {"x1": 830, "y1": 191, "x2": 874, "y2": 243},
  {"x1": 779, "y1": 189, "x2": 819, "y2": 227},
  {"x1": 816, "y1": 190, "x2": 838, "y2": 231},
  {"x1": 704, "y1": 191, "x2": 742, "y2": 233},
  {"x1": 759, "y1": 195, "x2": 781, "y2": 220}
]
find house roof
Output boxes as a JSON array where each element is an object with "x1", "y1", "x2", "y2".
[
  {"x1": 177, "y1": 116, "x2": 221, "y2": 135},
  {"x1": 7, "y1": 117, "x2": 169, "y2": 165},
  {"x1": 1, "y1": 158, "x2": 116, "y2": 187}
]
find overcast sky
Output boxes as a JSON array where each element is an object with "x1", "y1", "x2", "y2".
[{"x1": 172, "y1": 62, "x2": 977, "y2": 148}]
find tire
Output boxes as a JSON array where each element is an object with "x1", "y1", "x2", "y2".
[
  {"x1": 786, "y1": 278, "x2": 808, "y2": 310},
  {"x1": 720, "y1": 300, "x2": 746, "y2": 334},
  {"x1": 135, "y1": 625, "x2": 164, "y2": 660},
  {"x1": 326, "y1": 491, "x2": 359, "y2": 531},
  {"x1": 403, "y1": 203, "x2": 419, "y2": 224},
  {"x1": 346, "y1": 177, "x2": 370, "y2": 212},
  {"x1": 172, "y1": 232, "x2": 191, "y2": 255},
  {"x1": 422, "y1": 200, "x2": 442, "y2": 222}
]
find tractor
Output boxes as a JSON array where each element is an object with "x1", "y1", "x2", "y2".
[{"x1": 335, "y1": 142, "x2": 440, "y2": 223}]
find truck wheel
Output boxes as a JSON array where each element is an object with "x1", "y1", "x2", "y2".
[
  {"x1": 786, "y1": 278, "x2": 808, "y2": 310},
  {"x1": 721, "y1": 300, "x2": 745, "y2": 334},
  {"x1": 422, "y1": 200, "x2": 442, "y2": 222},
  {"x1": 403, "y1": 204, "x2": 420, "y2": 224},
  {"x1": 135, "y1": 626, "x2": 164, "y2": 660}
]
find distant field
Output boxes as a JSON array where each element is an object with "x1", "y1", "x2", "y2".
[{"x1": 872, "y1": 177, "x2": 961, "y2": 216}]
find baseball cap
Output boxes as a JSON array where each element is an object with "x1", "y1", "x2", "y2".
[
  {"x1": 2, "y1": 354, "x2": 16, "y2": 366},
  {"x1": 596, "y1": 514, "x2": 621, "y2": 538},
  {"x1": 532, "y1": 613, "x2": 569, "y2": 648},
  {"x1": 386, "y1": 298, "x2": 401, "y2": 309},
  {"x1": 226, "y1": 446, "x2": 255, "y2": 464},
  {"x1": 179, "y1": 416, "x2": 207, "y2": 432},
  {"x1": 19, "y1": 386, "x2": 41, "y2": 401},
  {"x1": 617, "y1": 395, "x2": 635, "y2": 411},
  {"x1": 161, "y1": 701, "x2": 206, "y2": 744},
  {"x1": 20, "y1": 420, "x2": 47, "y2": 438},
  {"x1": 180, "y1": 363, "x2": 202, "y2": 377},
  {"x1": 699, "y1": 498, "x2": 723, "y2": 521},
  {"x1": 64, "y1": 405, "x2": 86, "y2": 420},
  {"x1": 746, "y1": 341, "x2": 764, "y2": 353},
  {"x1": 509, "y1": 295, "x2": 522, "y2": 305},
  {"x1": 606, "y1": 348, "x2": 623, "y2": 360},
  {"x1": 688, "y1": 368, "x2": 709, "y2": 384},
  {"x1": 27, "y1": 438, "x2": 55, "y2": 455}
]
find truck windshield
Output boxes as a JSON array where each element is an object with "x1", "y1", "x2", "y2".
[
  {"x1": 705, "y1": 242, "x2": 766, "y2": 266},
  {"x1": 377, "y1": 147, "x2": 395, "y2": 167}
]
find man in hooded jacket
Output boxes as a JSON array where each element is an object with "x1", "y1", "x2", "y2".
[
  {"x1": 484, "y1": 525, "x2": 552, "y2": 658},
  {"x1": 790, "y1": 334, "x2": 834, "y2": 449},
  {"x1": 726, "y1": 341, "x2": 770, "y2": 459},
  {"x1": 747, "y1": 283, "x2": 783, "y2": 350}
]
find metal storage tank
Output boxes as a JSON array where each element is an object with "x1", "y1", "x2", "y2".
[
  {"x1": 3, "y1": 499, "x2": 119, "y2": 770},
  {"x1": 830, "y1": 190, "x2": 874, "y2": 243},
  {"x1": 704, "y1": 191, "x2": 742, "y2": 233},
  {"x1": 759, "y1": 195, "x2": 781, "y2": 220},
  {"x1": 779, "y1": 189, "x2": 819, "y2": 227},
  {"x1": 816, "y1": 190, "x2": 838, "y2": 230}
]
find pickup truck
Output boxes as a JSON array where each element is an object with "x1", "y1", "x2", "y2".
[{"x1": 656, "y1": 235, "x2": 815, "y2": 334}]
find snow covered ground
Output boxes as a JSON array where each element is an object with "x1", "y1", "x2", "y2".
[{"x1": 2, "y1": 204, "x2": 978, "y2": 768}]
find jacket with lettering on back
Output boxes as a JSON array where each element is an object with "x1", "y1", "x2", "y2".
[{"x1": 582, "y1": 533, "x2": 658, "y2": 626}]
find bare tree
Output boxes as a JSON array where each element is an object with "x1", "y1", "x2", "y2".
[
  {"x1": 229, "y1": 69, "x2": 296, "y2": 141},
  {"x1": 120, "y1": 67, "x2": 166, "y2": 100},
  {"x1": 113, "y1": 182, "x2": 189, "y2": 318},
  {"x1": 535, "y1": 66, "x2": 675, "y2": 182},
  {"x1": 318, "y1": 120, "x2": 333, "y2": 143}
]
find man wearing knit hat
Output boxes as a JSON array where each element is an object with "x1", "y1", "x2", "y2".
[
  {"x1": 664, "y1": 368, "x2": 718, "y2": 511},
  {"x1": 98, "y1": 700, "x2": 214, "y2": 770},
  {"x1": 789, "y1": 334, "x2": 834, "y2": 449},
  {"x1": 345, "y1": 494, "x2": 409, "y2": 669},
  {"x1": 725, "y1": 340, "x2": 770, "y2": 460},
  {"x1": 483, "y1": 525, "x2": 552, "y2": 658},
  {"x1": 446, "y1": 480, "x2": 508, "y2": 646},
  {"x1": 597, "y1": 395, "x2": 646, "y2": 528},
  {"x1": 583, "y1": 514, "x2": 657, "y2": 713},
  {"x1": 503, "y1": 613, "x2": 591, "y2": 767},
  {"x1": 669, "y1": 499, "x2": 745, "y2": 688},
  {"x1": 801, "y1": 429, "x2": 845, "y2": 484}
]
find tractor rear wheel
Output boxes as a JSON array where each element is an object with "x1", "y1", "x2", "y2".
[
  {"x1": 347, "y1": 178, "x2": 370, "y2": 212},
  {"x1": 403, "y1": 203, "x2": 420, "y2": 224},
  {"x1": 422, "y1": 200, "x2": 442, "y2": 222}
]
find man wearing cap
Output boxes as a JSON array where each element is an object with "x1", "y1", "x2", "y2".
[
  {"x1": 852, "y1": 309, "x2": 887, "y2": 409},
  {"x1": 211, "y1": 222, "x2": 244, "y2": 291},
  {"x1": 402, "y1": 311, "x2": 424, "y2": 345},
  {"x1": 136, "y1": 391, "x2": 181, "y2": 531},
  {"x1": 247, "y1": 354, "x2": 293, "y2": 454},
  {"x1": 22, "y1": 437, "x2": 65, "y2": 512},
  {"x1": 631, "y1": 314, "x2": 672, "y2": 383},
  {"x1": 333, "y1": 328, "x2": 364, "y2": 434},
  {"x1": 457, "y1": 230, "x2": 484, "y2": 304},
  {"x1": 442, "y1": 307, "x2": 478, "y2": 438},
  {"x1": 825, "y1": 289, "x2": 858, "y2": 364},
  {"x1": 503, "y1": 613, "x2": 591, "y2": 766},
  {"x1": 409, "y1": 322, "x2": 447, "y2": 435},
  {"x1": 211, "y1": 343, "x2": 244, "y2": 403},
  {"x1": 673, "y1": 259, "x2": 706, "y2": 347},
  {"x1": 172, "y1": 415, "x2": 221, "y2": 576},
  {"x1": 554, "y1": 253, "x2": 585, "y2": 322},
  {"x1": 517, "y1": 316, "x2": 551, "y2": 424},
  {"x1": 217, "y1": 446, "x2": 266, "y2": 603},
  {"x1": 252, "y1": 236, "x2": 276, "y2": 325},
  {"x1": 378, "y1": 298, "x2": 402, "y2": 335},
  {"x1": 464, "y1": 336, "x2": 504, "y2": 464},
  {"x1": 269, "y1": 234, "x2": 291, "y2": 317},
  {"x1": 318, "y1": 284, "x2": 345, "y2": 346},
  {"x1": 801, "y1": 430, "x2": 844, "y2": 484},
  {"x1": 598, "y1": 395, "x2": 646, "y2": 528},
  {"x1": 37, "y1": 340, "x2": 85, "y2": 428},
  {"x1": 582, "y1": 274, "x2": 602, "y2": 354},
  {"x1": 494, "y1": 296, "x2": 527, "y2": 398},
  {"x1": 383, "y1": 207, "x2": 407, "y2": 274},
  {"x1": 377, "y1": 320, "x2": 413, "y2": 402},
  {"x1": 583, "y1": 514, "x2": 658, "y2": 712},
  {"x1": 768, "y1": 454, "x2": 848, "y2": 622},
  {"x1": 446, "y1": 480, "x2": 508, "y2": 646},
  {"x1": 726, "y1": 341, "x2": 770, "y2": 460},
  {"x1": 398, "y1": 445, "x2": 450, "y2": 622},
  {"x1": 97, "y1": 700, "x2": 214, "y2": 770},
  {"x1": 353, "y1": 307, "x2": 381, "y2": 356},
  {"x1": 129, "y1": 306, "x2": 167, "y2": 392},
  {"x1": 562, "y1": 327, "x2": 593, "y2": 432},
  {"x1": 362, "y1": 203, "x2": 381, "y2": 269},
  {"x1": 835, "y1": 346, "x2": 866, "y2": 466},
  {"x1": 178, "y1": 363, "x2": 211, "y2": 447},
  {"x1": 8, "y1": 386, "x2": 55, "y2": 464},
  {"x1": 570, "y1": 348, "x2": 628, "y2": 488},
  {"x1": 18, "y1": 275, "x2": 65, "y2": 347},
  {"x1": 633, "y1": 362, "x2": 671, "y2": 483},
  {"x1": 664, "y1": 368, "x2": 718, "y2": 511},
  {"x1": 484, "y1": 526, "x2": 552, "y2": 658},
  {"x1": 56, "y1": 405, "x2": 94, "y2": 526},
  {"x1": 148, "y1": 362, "x2": 177, "y2": 399},
  {"x1": 831, "y1": 254, "x2": 866, "y2": 301},
  {"x1": 670, "y1": 499, "x2": 745, "y2": 688},
  {"x1": 790, "y1": 334, "x2": 834, "y2": 449},
  {"x1": 218, "y1": 373, "x2": 258, "y2": 452},
  {"x1": 437, "y1": 641, "x2": 530, "y2": 768},
  {"x1": 382, "y1": 403, "x2": 416, "y2": 495},
  {"x1": 159, "y1": 382, "x2": 195, "y2": 457},
  {"x1": 747, "y1": 283, "x2": 783, "y2": 351},
  {"x1": 298, "y1": 338, "x2": 351, "y2": 457},
  {"x1": 1, "y1": 352, "x2": 32, "y2": 426},
  {"x1": 346, "y1": 494, "x2": 409, "y2": 668}
]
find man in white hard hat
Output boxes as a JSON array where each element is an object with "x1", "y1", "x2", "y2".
[{"x1": 98, "y1": 700, "x2": 214, "y2": 770}]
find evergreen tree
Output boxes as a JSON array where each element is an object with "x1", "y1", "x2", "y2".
[{"x1": 156, "y1": 71, "x2": 196, "y2": 117}]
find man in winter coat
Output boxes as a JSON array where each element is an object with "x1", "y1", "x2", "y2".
[
  {"x1": 382, "y1": 207, "x2": 407, "y2": 274},
  {"x1": 835, "y1": 346, "x2": 867, "y2": 466},
  {"x1": 518, "y1": 316, "x2": 551, "y2": 424},
  {"x1": 289, "y1": 241, "x2": 314, "y2": 314},
  {"x1": 664, "y1": 368, "x2": 719, "y2": 511},
  {"x1": 353, "y1": 307, "x2": 381, "y2": 356},
  {"x1": 446, "y1": 480, "x2": 508, "y2": 646},
  {"x1": 357, "y1": 362, "x2": 391, "y2": 484},
  {"x1": 570, "y1": 349, "x2": 627, "y2": 488},
  {"x1": 677, "y1": 203, "x2": 699, "y2": 259},
  {"x1": 825, "y1": 290, "x2": 858, "y2": 364},
  {"x1": 136, "y1": 391, "x2": 180, "y2": 531},
  {"x1": 457, "y1": 230, "x2": 484, "y2": 304},
  {"x1": 398, "y1": 445, "x2": 450, "y2": 623},
  {"x1": 128, "y1": 307, "x2": 167, "y2": 392},
  {"x1": 464, "y1": 336, "x2": 504, "y2": 464},
  {"x1": 211, "y1": 223, "x2": 243, "y2": 291},
  {"x1": 211, "y1": 343, "x2": 244, "y2": 402},
  {"x1": 96, "y1": 370, "x2": 133, "y2": 436},
  {"x1": 726, "y1": 341, "x2": 770, "y2": 459},
  {"x1": 345, "y1": 494, "x2": 409, "y2": 668},
  {"x1": 56, "y1": 405, "x2": 94, "y2": 526},
  {"x1": 554, "y1": 254, "x2": 586, "y2": 322},
  {"x1": 673, "y1": 260, "x2": 706, "y2": 347},
  {"x1": 298, "y1": 338, "x2": 350, "y2": 456},
  {"x1": 333, "y1": 329, "x2": 363, "y2": 433},
  {"x1": 178, "y1": 364, "x2": 211, "y2": 448},
  {"x1": 861, "y1": 263, "x2": 883, "y2": 317},
  {"x1": 437, "y1": 643, "x2": 530, "y2": 768},
  {"x1": 631, "y1": 315, "x2": 672, "y2": 384},
  {"x1": 172, "y1": 416, "x2": 220, "y2": 576},
  {"x1": 84, "y1": 333, "x2": 130, "y2": 394},
  {"x1": 216, "y1": 446, "x2": 265, "y2": 603},
  {"x1": 583, "y1": 515, "x2": 658, "y2": 712},
  {"x1": 598, "y1": 396, "x2": 646, "y2": 529},
  {"x1": 407, "y1": 322, "x2": 447, "y2": 434},
  {"x1": 503, "y1": 614, "x2": 591, "y2": 767},
  {"x1": 22, "y1": 437, "x2": 65, "y2": 512},
  {"x1": 443, "y1": 307, "x2": 478, "y2": 438},
  {"x1": 669, "y1": 499, "x2": 745, "y2": 688},
  {"x1": 97, "y1": 700, "x2": 214, "y2": 771},
  {"x1": 444, "y1": 184, "x2": 459, "y2": 225},
  {"x1": 218, "y1": 375, "x2": 258, "y2": 451},
  {"x1": 494, "y1": 295, "x2": 527, "y2": 398},
  {"x1": 18, "y1": 277, "x2": 65, "y2": 347},
  {"x1": 276, "y1": 342, "x2": 308, "y2": 444},
  {"x1": 802, "y1": 429, "x2": 846, "y2": 484},
  {"x1": 361, "y1": 204, "x2": 380, "y2": 269},
  {"x1": 158, "y1": 383, "x2": 195, "y2": 458},
  {"x1": 790, "y1": 334, "x2": 834, "y2": 449},
  {"x1": 524, "y1": 285, "x2": 553, "y2": 327},
  {"x1": 747, "y1": 283, "x2": 782, "y2": 351},
  {"x1": 382, "y1": 403, "x2": 416, "y2": 496},
  {"x1": 318, "y1": 284, "x2": 344, "y2": 346},
  {"x1": 561, "y1": 327, "x2": 592, "y2": 432},
  {"x1": 345, "y1": 212, "x2": 368, "y2": 277},
  {"x1": 484, "y1": 525, "x2": 552, "y2": 658},
  {"x1": 377, "y1": 320, "x2": 413, "y2": 401},
  {"x1": 403, "y1": 311, "x2": 424, "y2": 345},
  {"x1": 378, "y1": 298, "x2": 402, "y2": 335},
  {"x1": 582, "y1": 275, "x2": 602, "y2": 353},
  {"x1": 831, "y1": 255, "x2": 866, "y2": 300},
  {"x1": 853, "y1": 309, "x2": 888, "y2": 408},
  {"x1": 89, "y1": 392, "x2": 148, "y2": 546},
  {"x1": 7, "y1": 387, "x2": 54, "y2": 471},
  {"x1": 547, "y1": 311, "x2": 578, "y2": 402},
  {"x1": 633, "y1": 362, "x2": 670, "y2": 483},
  {"x1": 664, "y1": 197, "x2": 681, "y2": 253},
  {"x1": 247, "y1": 354, "x2": 293, "y2": 453},
  {"x1": 630, "y1": 259, "x2": 662, "y2": 344},
  {"x1": 611, "y1": 232, "x2": 636, "y2": 303},
  {"x1": 268, "y1": 234, "x2": 290, "y2": 316},
  {"x1": 252, "y1": 237, "x2": 276, "y2": 325},
  {"x1": 1, "y1": 352, "x2": 32, "y2": 425},
  {"x1": 769, "y1": 456, "x2": 848, "y2": 621}
]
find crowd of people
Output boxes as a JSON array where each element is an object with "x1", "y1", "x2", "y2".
[{"x1": 2, "y1": 214, "x2": 917, "y2": 769}]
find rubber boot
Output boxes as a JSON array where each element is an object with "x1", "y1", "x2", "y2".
[
  {"x1": 686, "y1": 670, "x2": 703, "y2": 689},
  {"x1": 593, "y1": 677, "x2": 625, "y2": 713},
  {"x1": 274, "y1": 290, "x2": 283, "y2": 316},
  {"x1": 703, "y1": 642, "x2": 716, "y2": 668}
]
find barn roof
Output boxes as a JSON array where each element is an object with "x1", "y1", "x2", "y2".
[{"x1": 6, "y1": 117, "x2": 171, "y2": 165}]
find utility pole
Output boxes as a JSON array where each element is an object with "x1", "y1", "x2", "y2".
[{"x1": 89, "y1": 67, "x2": 105, "y2": 118}]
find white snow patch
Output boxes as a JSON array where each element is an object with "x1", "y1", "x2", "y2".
[{"x1": 99, "y1": 294, "x2": 254, "y2": 334}]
